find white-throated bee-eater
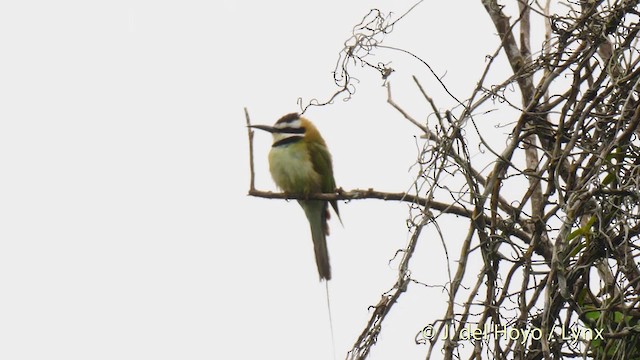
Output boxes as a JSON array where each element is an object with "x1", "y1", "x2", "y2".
[{"x1": 250, "y1": 112, "x2": 340, "y2": 281}]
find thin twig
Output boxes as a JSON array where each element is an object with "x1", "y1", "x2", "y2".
[
  {"x1": 412, "y1": 75, "x2": 442, "y2": 123},
  {"x1": 386, "y1": 82, "x2": 432, "y2": 136},
  {"x1": 245, "y1": 107, "x2": 256, "y2": 192}
]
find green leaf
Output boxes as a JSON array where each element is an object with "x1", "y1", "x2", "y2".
[
  {"x1": 602, "y1": 172, "x2": 617, "y2": 186},
  {"x1": 568, "y1": 242, "x2": 586, "y2": 257},
  {"x1": 585, "y1": 310, "x2": 601, "y2": 322},
  {"x1": 567, "y1": 227, "x2": 586, "y2": 241},
  {"x1": 613, "y1": 311, "x2": 634, "y2": 324}
]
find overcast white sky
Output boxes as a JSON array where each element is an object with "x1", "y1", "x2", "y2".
[{"x1": 0, "y1": 1, "x2": 539, "y2": 359}]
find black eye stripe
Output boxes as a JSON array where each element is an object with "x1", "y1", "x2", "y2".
[{"x1": 277, "y1": 126, "x2": 305, "y2": 134}]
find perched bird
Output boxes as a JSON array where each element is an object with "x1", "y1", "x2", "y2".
[{"x1": 250, "y1": 113, "x2": 340, "y2": 281}]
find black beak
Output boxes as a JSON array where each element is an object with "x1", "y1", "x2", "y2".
[{"x1": 248, "y1": 124, "x2": 276, "y2": 133}]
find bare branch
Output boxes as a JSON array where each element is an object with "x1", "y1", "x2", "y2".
[
  {"x1": 244, "y1": 107, "x2": 256, "y2": 192},
  {"x1": 347, "y1": 215, "x2": 429, "y2": 360}
]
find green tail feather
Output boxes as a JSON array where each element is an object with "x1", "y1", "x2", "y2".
[{"x1": 299, "y1": 200, "x2": 331, "y2": 281}]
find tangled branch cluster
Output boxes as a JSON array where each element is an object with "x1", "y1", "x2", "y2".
[
  {"x1": 347, "y1": 1, "x2": 640, "y2": 359},
  {"x1": 396, "y1": 1, "x2": 640, "y2": 359}
]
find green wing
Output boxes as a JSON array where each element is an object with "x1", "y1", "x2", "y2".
[{"x1": 309, "y1": 141, "x2": 341, "y2": 220}]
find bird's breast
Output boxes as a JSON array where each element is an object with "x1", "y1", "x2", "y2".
[{"x1": 268, "y1": 143, "x2": 321, "y2": 194}]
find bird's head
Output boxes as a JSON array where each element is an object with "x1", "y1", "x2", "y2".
[{"x1": 250, "y1": 113, "x2": 325, "y2": 147}]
